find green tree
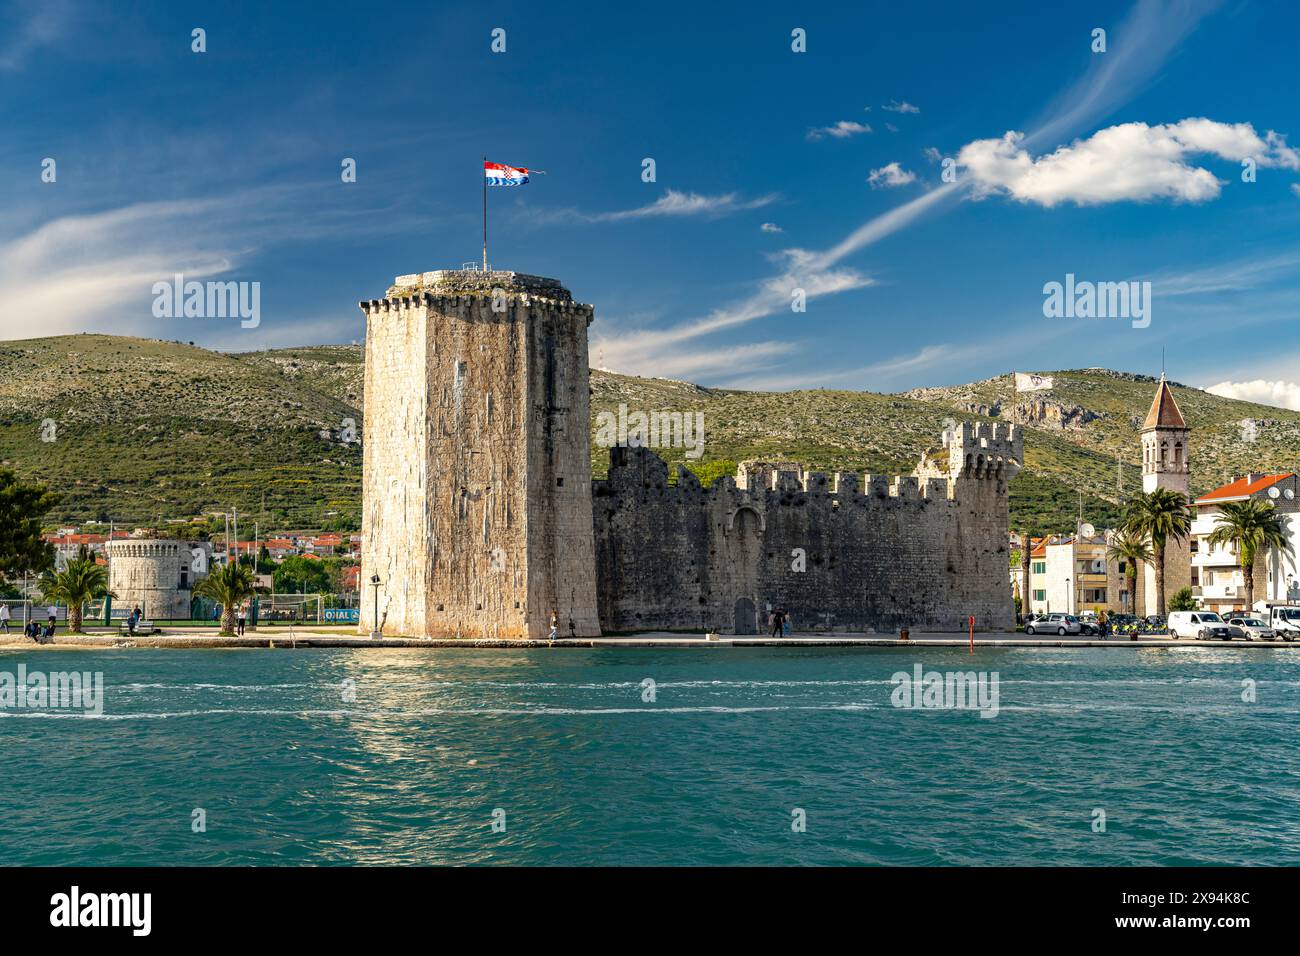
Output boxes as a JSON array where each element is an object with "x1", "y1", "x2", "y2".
[
  {"x1": 1019, "y1": 527, "x2": 1034, "y2": 622},
  {"x1": 1206, "y1": 499, "x2": 1291, "y2": 609},
  {"x1": 193, "y1": 562, "x2": 259, "y2": 636},
  {"x1": 1167, "y1": 586, "x2": 1197, "y2": 612},
  {"x1": 1121, "y1": 488, "x2": 1192, "y2": 615},
  {"x1": 0, "y1": 469, "x2": 58, "y2": 585},
  {"x1": 273, "y1": 555, "x2": 329, "y2": 594},
  {"x1": 37, "y1": 557, "x2": 114, "y2": 634},
  {"x1": 1105, "y1": 529, "x2": 1153, "y2": 616}
]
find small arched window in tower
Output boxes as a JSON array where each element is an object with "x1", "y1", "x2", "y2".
[
  {"x1": 1160, "y1": 441, "x2": 1169, "y2": 465},
  {"x1": 1174, "y1": 442, "x2": 1182, "y2": 466}
]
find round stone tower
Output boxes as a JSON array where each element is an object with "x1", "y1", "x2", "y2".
[{"x1": 106, "y1": 538, "x2": 193, "y2": 619}]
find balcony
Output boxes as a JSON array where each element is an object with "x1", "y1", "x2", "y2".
[{"x1": 1193, "y1": 584, "x2": 1245, "y2": 600}]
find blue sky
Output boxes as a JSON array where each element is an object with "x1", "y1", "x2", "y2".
[{"x1": 3, "y1": 0, "x2": 1299, "y2": 404}]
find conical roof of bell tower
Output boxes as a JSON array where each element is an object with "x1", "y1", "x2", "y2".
[{"x1": 1143, "y1": 374, "x2": 1186, "y2": 430}]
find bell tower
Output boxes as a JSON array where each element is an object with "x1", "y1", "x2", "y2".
[
  {"x1": 1137, "y1": 372, "x2": 1192, "y2": 613},
  {"x1": 1141, "y1": 372, "x2": 1189, "y2": 495}
]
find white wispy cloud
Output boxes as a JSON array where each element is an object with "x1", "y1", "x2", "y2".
[
  {"x1": 882, "y1": 100, "x2": 920, "y2": 114},
  {"x1": 596, "y1": 0, "x2": 1222, "y2": 387},
  {"x1": 524, "y1": 190, "x2": 777, "y2": 225},
  {"x1": 1205, "y1": 379, "x2": 1300, "y2": 411},
  {"x1": 0, "y1": 186, "x2": 428, "y2": 343},
  {"x1": 957, "y1": 119, "x2": 1299, "y2": 207},
  {"x1": 760, "y1": 222, "x2": 783, "y2": 233},
  {"x1": 590, "y1": 261, "x2": 874, "y2": 377},
  {"x1": 867, "y1": 162, "x2": 917, "y2": 188},
  {"x1": 0, "y1": 0, "x2": 70, "y2": 71},
  {"x1": 1292, "y1": 183, "x2": 1300, "y2": 198},
  {"x1": 807, "y1": 120, "x2": 871, "y2": 141},
  {"x1": 1023, "y1": 0, "x2": 1222, "y2": 151},
  {"x1": 594, "y1": 190, "x2": 775, "y2": 221},
  {"x1": 1155, "y1": 251, "x2": 1300, "y2": 296}
]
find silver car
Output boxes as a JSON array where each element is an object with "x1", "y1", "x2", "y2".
[
  {"x1": 1025, "y1": 613, "x2": 1082, "y2": 636},
  {"x1": 1227, "y1": 616, "x2": 1276, "y2": 641}
]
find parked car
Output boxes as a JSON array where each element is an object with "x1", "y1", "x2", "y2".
[
  {"x1": 1267, "y1": 605, "x2": 1300, "y2": 642},
  {"x1": 1025, "y1": 613, "x2": 1082, "y2": 636},
  {"x1": 1167, "y1": 610, "x2": 1234, "y2": 640},
  {"x1": 1226, "y1": 616, "x2": 1275, "y2": 641}
]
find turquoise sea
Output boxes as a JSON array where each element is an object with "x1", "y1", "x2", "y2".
[{"x1": 2, "y1": 646, "x2": 1298, "y2": 866}]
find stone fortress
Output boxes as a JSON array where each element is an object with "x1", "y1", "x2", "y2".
[
  {"x1": 105, "y1": 538, "x2": 211, "y2": 619},
  {"x1": 358, "y1": 269, "x2": 1022, "y2": 639}
]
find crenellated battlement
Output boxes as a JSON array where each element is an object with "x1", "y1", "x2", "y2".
[
  {"x1": 598, "y1": 422, "x2": 992, "y2": 507},
  {"x1": 592, "y1": 420, "x2": 1017, "y2": 634},
  {"x1": 942, "y1": 421, "x2": 1023, "y2": 481}
]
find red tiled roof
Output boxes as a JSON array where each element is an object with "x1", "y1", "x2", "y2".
[
  {"x1": 1196, "y1": 473, "x2": 1294, "y2": 504},
  {"x1": 1143, "y1": 377, "x2": 1186, "y2": 430}
]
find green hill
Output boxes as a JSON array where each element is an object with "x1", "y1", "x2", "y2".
[{"x1": 2, "y1": 335, "x2": 1296, "y2": 535}]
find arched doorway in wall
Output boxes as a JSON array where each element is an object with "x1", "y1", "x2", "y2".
[
  {"x1": 734, "y1": 597, "x2": 757, "y2": 634},
  {"x1": 727, "y1": 506, "x2": 764, "y2": 634}
]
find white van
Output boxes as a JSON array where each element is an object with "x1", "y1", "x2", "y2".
[
  {"x1": 1167, "y1": 611, "x2": 1234, "y2": 640},
  {"x1": 1267, "y1": 606, "x2": 1300, "y2": 642}
]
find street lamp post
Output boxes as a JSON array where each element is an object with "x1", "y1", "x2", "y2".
[
  {"x1": 369, "y1": 574, "x2": 382, "y2": 640},
  {"x1": 1066, "y1": 577, "x2": 1072, "y2": 616}
]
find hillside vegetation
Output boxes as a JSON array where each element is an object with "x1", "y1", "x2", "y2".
[{"x1": 2, "y1": 335, "x2": 1295, "y2": 534}]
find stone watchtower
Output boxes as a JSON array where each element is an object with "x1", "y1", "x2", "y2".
[
  {"x1": 358, "y1": 270, "x2": 600, "y2": 639},
  {"x1": 1138, "y1": 373, "x2": 1191, "y2": 613}
]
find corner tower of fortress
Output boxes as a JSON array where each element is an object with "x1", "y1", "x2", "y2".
[{"x1": 358, "y1": 270, "x2": 600, "y2": 639}]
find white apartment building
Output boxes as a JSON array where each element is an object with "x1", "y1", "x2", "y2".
[{"x1": 1192, "y1": 472, "x2": 1300, "y2": 614}]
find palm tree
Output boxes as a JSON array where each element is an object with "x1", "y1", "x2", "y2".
[
  {"x1": 37, "y1": 556, "x2": 114, "y2": 634},
  {"x1": 1121, "y1": 487, "x2": 1192, "y2": 615},
  {"x1": 1206, "y1": 499, "x2": 1291, "y2": 609},
  {"x1": 193, "y1": 562, "x2": 258, "y2": 636},
  {"x1": 1019, "y1": 528, "x2": 1033, "y2": 622},
  {"x1": 1105, "y1": 529, "x2": 1152, "y2": 616}
]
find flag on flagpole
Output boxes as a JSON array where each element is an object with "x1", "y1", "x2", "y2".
[{"x1": 485, "y1": 161, "x2": 529, "y2": 186}]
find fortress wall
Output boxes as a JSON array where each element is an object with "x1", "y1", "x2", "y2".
[{"x1": 594, "y1": 442, "x2": 1017, "y2": 634}]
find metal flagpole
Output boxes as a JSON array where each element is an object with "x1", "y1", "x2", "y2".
[{"x1": 482, "y1": 155, "x2": 488, "y2": 271}]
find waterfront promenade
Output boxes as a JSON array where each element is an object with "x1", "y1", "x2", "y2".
[{"x1": 3, "y1": 627, "x2": 1296, "y2": 650}]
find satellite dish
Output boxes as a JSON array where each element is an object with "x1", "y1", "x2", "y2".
[
  {"x1": 1269, "y1": 486, "x2": 1281, "y2": 499},
  {"x1": 1079, "y1": 522, "x2": 1096, "y2": 537}
]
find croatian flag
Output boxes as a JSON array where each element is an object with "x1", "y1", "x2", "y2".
[{"x1": 485, "y1": 161, "x2": 529, "y2": 186}]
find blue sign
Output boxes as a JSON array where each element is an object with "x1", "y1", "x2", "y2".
[{"x1": 323, "y1": 608, "x2": 360, "y2": 623}]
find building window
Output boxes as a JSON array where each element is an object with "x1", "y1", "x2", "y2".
[
  {"x1": 1082, "y1": 588, "x2": 1107, "y2": 603},
  {"x1": 1032, "y1": 561, "x2": 1046, "y2": 574},
  {"x1": 1033, "y1": 589, "x2": 1046, "y2": 601}
]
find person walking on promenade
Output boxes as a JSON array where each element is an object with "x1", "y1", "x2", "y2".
[
  {"x1": 548, "y1": 611, "x2": 558, "y2": 641},
  {"x1": 237, "y1": 602, "x2": 247, "y2": 636},
  {"x1": 783, "y1": 610, "x2": 793, "y2": 637},
  {"x1": 0, "y1": 602, "x2": 10, "y2": 634},
  {"x1": 770, "y1": 606, "x2": 786, "y2": 638},
  {"x1": 47, "y1": 604, "x2": 57, "y2": 633}
]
